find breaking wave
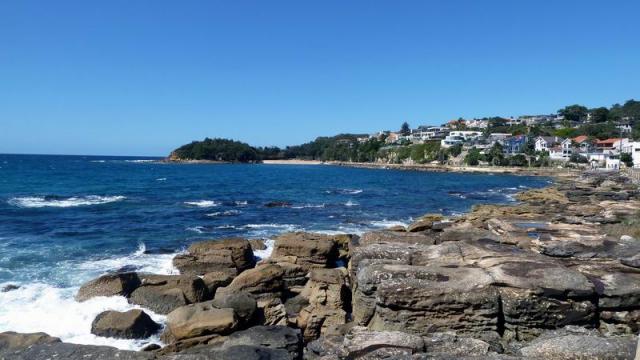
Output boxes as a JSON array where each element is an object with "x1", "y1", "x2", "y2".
[{"x1": 8, "y1": 195, "x2": 126, "y2": 208}]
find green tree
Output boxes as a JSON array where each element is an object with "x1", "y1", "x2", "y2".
[
  {"x1": 464, "y1": 148, "x2": 481, "y2": 166},
  {"x1": 621, "y1": 153, "x2": 634, "y2": 167},
  {"x1": 448, "y1": 143, "x2": 463, "y2": 157},
  {"x1": 509, "y1": 154, "x2": 528, "y2": 167},
  {"x1": 559, "y1": 105, "x2": 588, "y2": 122},
  {"x1": 400, "y1": 122, "x2": 411, "y2": 136},
  {"x1": 486, "y1": 142, "x2": 505, "y2": 166},
  {"x1": 589, "y1": 107, "x2": 609, "y2": 123}
]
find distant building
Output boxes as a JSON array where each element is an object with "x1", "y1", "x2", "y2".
[
  {"x1": 534, "y1": 136, "x2": 562, "y2": 152},
  {"x1": 501, "y1": 135, "x2": 528, "y2": 154},
  {"x1": 622, "y1": 141, "x2": 640, "y2": 168},
  {"x1": 466, "y1": 119, "x2": 488, "y2": 129},
  {"x1": 617, "y1": 124, "x2": 633, "y2": 133}
]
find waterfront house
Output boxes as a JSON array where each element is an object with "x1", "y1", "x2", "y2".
[
  {"x1": 534, "y1": 136, "x2": 562, "y2": 152},
  {"x1": 572, "y1": 135, "x2": 592, "y2": 154},
  {"x1": 622, "y1": 141, "x2": 640, "y2": 168},
  {"x1": 501, "y1": 135, "x2": 528, "y2": 155}
]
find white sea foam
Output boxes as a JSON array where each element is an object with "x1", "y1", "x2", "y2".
[
  {"x1": 370, "y1": 220, "x2": 410, "y2": 228},
  {"x1": 8, "y1": 195, "x2": 126, "y2": 208},
  {"x1": 252, "y1": 239, "x2": 275, "y2": 260},
  {"x1": 291, "y1": 203, "x2": 325, "y2": 209},
  {"x1": 156, "y1": 178, "x2": 167, "y2": 181},
  {"x1": 326, "y1": 188, "x2": 363, "y2": 195},
  {"x1": 244, "y1": 223, "x2": 297, "y2": 229},
  {"x1": 124, "y1": 160, "x2": 155, "y2": 163},
  {"x1": 184, "y1": 200, "x2": 220, "y2": 208},
  {"x1": 206, "y1": 210, "x2": 242, "y2": 217},
  {"x1": 234, "y1": 201, "x2": 248, "y2": 206},
  {"x1": 75, "y1": 243, "x2": 178, "y2": 277},
  {"x1": 344, "y1": 200, "x2": 358, "y2": 207},
  {"x1": 186, "y1": 226, "x2": 207, "y2": 234},
  {"x1": 0, "y1": 283, "x2": 164, "y2": 350}
]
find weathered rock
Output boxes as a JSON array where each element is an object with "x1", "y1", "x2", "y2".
[
  {"x1": 248, "y1": 239, "x2": 267, "y2": 251},
  {"x1": 91, "y1": 309, "x2": 160, "y2": 339},
  {"x1": 407, "y1": 214, "x2": 444, "y2": 232},
  {"x1": 212, "y1": 291, "x2": 257, "y2": 324},
  {"x1": 166, "y1": 302, "x2": 238, "y2": 341},
  {"x1": 422, "y1": 332, "x2": 491, "y2": 357},
  {"x1": 221, "y1": 326, "x2": 302, "y2": 359},
  {"x1": 173, "y1": 238, "x2": 255, "y2": 276},
  {"x1": 75, "y1": 272, "x2": 141, "y2": 302},
  {"x1": 0, "y1": 334, "x2": 153, "y2": 360},
  {"x1": 355, "y1": 263, "x2": 500, "y2": 340},
  {"x1": 265, "y1": 201, "x2": 292, "y2": 208},
  {"x1": 515, "y1": 187, "x2": 569, "y2": 204},
  {"x1": 518, "y1": 328, "x2": 637, "y2": 360},
  {"x1": 201, "y1": 271, "x2": 235, "y2": 295},
  {"x1": 0, "y1": 332, "x2": 61, "y2": 350},
  {"x1": 129, "y1": 274, "x2": 210, "y2": 314},
  {"x1": 272, "y1": 232, "x2": 338, "y2": 269},
  {"x1": 216, "y1": 264, "x2": 285, "y2": 301},
  {"x1": 259, "y1": 298, "x2": 288, "y2": 326},
  {"x1": 357, "y1": 231, "x2": 436, "y2": 247},
  {"x1": 340, "y1": 326, "x2": 425, "y2": 358},
  {"x1": 295, "y1": 268, "x2": 350, "y2": 340}
]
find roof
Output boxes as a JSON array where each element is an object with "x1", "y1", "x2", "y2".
[
  {"x1": 596, "y1": 138, "x2": 623, "y2": 145},
  {"x1": 572, "y1": 135, "x2": 589, "y2": 143}
]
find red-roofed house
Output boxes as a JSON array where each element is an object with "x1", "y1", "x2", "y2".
[{"x1": 595, "y1": 138, "x2": 628, "y2": 152}]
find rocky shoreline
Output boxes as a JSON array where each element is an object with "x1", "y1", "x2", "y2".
[{"x1": 2, "y1": 171, "x2": 640, "y2": 359}]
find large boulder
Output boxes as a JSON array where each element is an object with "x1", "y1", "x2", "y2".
[
  {"x1": 211, "y1": 292, "x2": 258, "y2": 324},
  {"x1": 220, "y1": 326, "x2": 302, "y2": 359},
  {"x1": 295, "y1": 268, "x2": 350, "y2": 341},
  {"x1": 166, "y1": 302, "x2": 238, "y2": 341},
  {"x1": 216, "y1": 264, "x2": 285, "y2": 301},
  {"x1": 406, "y1": 214, "x2": 444, "y2": 232},
  {"x1": 75, "y1": 272, "x2": 141, "y2": 302},
  {"x1": 353, "y1": 262, "x2": 500, "y2": 341},
  {"x1": 91, "y1": 309, "x2": 160, "y2": 339},
  {"x1": 165, "y1": 345, "x2": 290, "y2": 360},
  {"x1": 272, "y1": 232, "x2": 338, "y2": 269},
  {"x1": 173, "y1": 238, "x2": 255, "y2": 276},
  {"x1": 129, "y1": 274, "x2": 210, "y2": 314}
]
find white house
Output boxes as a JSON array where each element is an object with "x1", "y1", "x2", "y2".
[
  {"x1": 449, "y1": 131, "x2": 483, "y2": 140},
  {"x1": 440, "y1": 135, "x2": 464, "y2": 148},
  {"x1": 622, "y1": 141, "x2": 640, "y2": 168},
  {"x1": 534, "y1": 136, "x2": 562, "y2": 152}
]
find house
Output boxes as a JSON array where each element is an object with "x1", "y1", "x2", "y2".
[
  {"x1": 385, "y1": 132, "x2": 401, "y2": 144},
  {"x1": 501, "y1": 135, "x2": 527, "y2": 155},
  {"x1": 466, "y1": 119, "x2": 488, "y2": 129},
  {"x1": 572, "y1": 135, "x2": 592, "y2": 153},
  {"x1": 595, "y1": 138, "x2": 629, "y2": 152},
  {"x1": 534, "y1": 136, "x2": 562, "y2": 152},
  {"x1": 617, "y1": 124, "x2": 633, "y2": 133},
  {"x1": 488, "y1": 133, "x2": 512, "y2": 143},
  {"x1": 449, "y1": 131, "x2": 483, "y2": 141},
  {"x1": 440, "y1": 135, "x2": 464, "y2": 148},
  {"x1": 622, "y1": 141, "x2": 640, "y2": 168}
]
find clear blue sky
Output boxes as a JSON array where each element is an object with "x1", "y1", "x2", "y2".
[{"x1": 1, "y1": 0, "x2": 639, "y2": 156}]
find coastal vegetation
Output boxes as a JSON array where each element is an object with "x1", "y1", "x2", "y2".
[{"x1": 169, "y1": 99, "x2": 640, "y2": 165}]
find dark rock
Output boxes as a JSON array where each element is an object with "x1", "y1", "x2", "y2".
[
  {"x1": 76, "y1": 272, "x2": 141, "y2": 302},
  {"x1": 265, "y1": 201, "x2": 292, "y2": 208},
  {"x1": 91, "y1": 309, "x2": 161, "y2": 339},
  {"x1": 162, "y1": 345, "x2": 290, "y2": 360},
  {"x1": 141, "y1": 343, "x2": 161, "y2": 351},
  {"x1": 518, "y1": 327, "x2": 637, "y2": 359},
  {"x1": 212, "y1": 291, "x2": 258, "y2": 324},
  {"x1": 129, "y1": 274, "x2": 210, "y2": 314},
  {"x1": 0, "y1": 339, "x2": 153, "y2": 360},
  {"x1": 173, "y1": 238, "x2": 255, "y2": 276},
  {"x1": 221, "y1": 326, "x2": 302, "y2": 359},
  {"x1": 1, "y1": 284, "x2": 20, "y2": 292}
]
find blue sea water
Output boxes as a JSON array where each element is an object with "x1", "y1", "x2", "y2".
[{"x1": 0, "y1": 154, "x2": 549, "y2": 349}]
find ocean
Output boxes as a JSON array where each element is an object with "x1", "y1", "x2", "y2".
[{"x1": 0, "y1": 154, "x2": 550, "y2": 349}]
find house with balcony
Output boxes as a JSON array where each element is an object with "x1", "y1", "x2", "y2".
[
  {"x1": 534, "y1": 136, "x2": 562, "y2": 152},
  {"x1": 501, "y1": 135, "x2": 528, "y2": 155}
]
